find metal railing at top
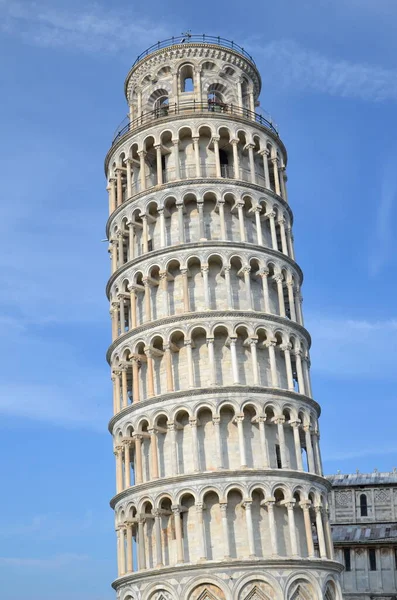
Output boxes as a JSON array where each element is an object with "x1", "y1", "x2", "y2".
[
  {"x1": 111, "y1": 101, "x2": 278, "y2": 146},
  {"x1": 131, "y1": 35, "x2": 256, "y2": 68}
]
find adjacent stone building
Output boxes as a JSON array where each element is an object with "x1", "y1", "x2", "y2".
[
  {"x1": 328, "y1": 471, "x2": 397, "y2": 599},
  {"x1": 104, "y1": 34, "x2": 344, "y2": 599}
]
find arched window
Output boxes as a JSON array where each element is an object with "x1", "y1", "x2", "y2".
[
  {"x1": 154, "y1": 95, "x2": 169, "y2": 116},
  {"x1": 360, "y1": 493, "x2": 368, "y2": 516},
  {"x1": 180, "y1": 65, "x2": 194, "y2": 92}
]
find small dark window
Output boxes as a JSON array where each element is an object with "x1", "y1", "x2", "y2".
[
  {"x1": 394, "y1": 548, "x2": 397, "y2": 569},
  {"x1": 148, "y1": 239, "x2": 153, "y2": 252},
  {"x1": 344, "y1": 548, "x2": 351, "y2": 572},
  {"x1": 275, "y1": 444, "x2": 282, "y2": 469},
  {"x1": 161, "y1": 155, "x2": 166, "y2": 171},
  {"x1": 369, "y1": 548, "x2": 377, "y2": 571},
  {"x1": 360, "y1": 493, "x2": 368, "y2": 517},
  {"x1": 219, "y1": 149, "x2": 228, "y2": 166}
]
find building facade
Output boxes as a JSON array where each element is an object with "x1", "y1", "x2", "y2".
[
  {"x1": 328, "y1": 471, "x2": 397, "y2": 600},
  {"x1": 104, "y1": 35, "x2": 343, "y2": 600}
]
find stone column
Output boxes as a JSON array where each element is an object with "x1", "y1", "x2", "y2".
[
  {"x1": 172, "y1": 505, "x2": 184, "y2": 563},
  {"x1": 164, "y1": 344, "x2": 174, "y2": 392},
  {"x1": 255, "y1": 208, "x2": 263, "y2": 245},
  {"x1": 290, "y1": 421, "x2": 304, "y2": 471},
  {"x1": 128, "y1": 222, "x2": 135, "y2": 261},
  {"x1": 264, "y1": 499, "x2": 278, "y2": 555},
  {"x1": 294, "y1": 349, "x2": 306, "y2": 395},
  {"x1": 116, "y1": 169, "x2": 123, "y2": 207},
  {"x1": 324, "y1": 508, "x2": 334, "y2": 559},
  {"x1": 176, "y1": 202, "x2": 184, "y2": 243},
  {"x1": 189, "y1": 418, "x2": 199, "y2": 472},
  {"x1": 110, "y1": 305, "x2": 118, "y2": 342},
  {"x1": 237, "y1": 202, "x2": 246, "y2": 242},
  {"x1": 131, "y1": 356, "x2": 140, "y2": 403},
  {"x1": 138, "y1": 151, "x2": 146, "y2": 191},
  {"x1": 154, "y1": 511, "x2": 163, "y2": 567},
  {"x1": 118, "y1": 294, "x2": 125, "y2": 335},
  {"x1": 242, "y1": 267, "x2": 252, "y2": 310},
  {"x1": 304, "y1": 425, "x2": 316, "y2": 473},
  {"x1": 148, "y1": 428, "x2": 159, "y2": 479},
  {"x1": 119, "y1": 526, "x2": 126, "y2": 575},
  {"x1": 118, "y1": 232, "x2": 125, "y2": 267},
  {"x1": 237, "y1": 79, "x2": 243, "y2": 107},
  {"x1": 185, "y1": 340, "x2": 194, "y2": 388},
  {"x1": 113, "y1": 370, "x2": 121, "y2": 414},
  {"x1": 160, "y1": 271, "x2": 168, "y2": 317},
  {"x1": 266, "y1": 339, "x2": 279, "y2": 387},
  {"x1": 207, "y1": 337, "x2": 216, "y2": 386},
  {"x1": 109, "y1": 178, "x2": 116, "y2": 213},
  {"x1": 213, "y1": 136, "x2": 221, "y2": 177},
  {"x1": 236, "y1": 415, "x2": 247, "y2": 467},
  {"x1": 110, "y1": 240, "x2": 118, "y2": 273},
  {"x1": 267, "y1": 211, "x2": 278, "y2": 250},
  {"x1": 193, "y1": 136, "x2": 201, "y2": 177},
  {"x1": 220, "y1": 503, "x2": 230, "y2": 558},
  {"x1": 138, "y1": 518, "x2": 145, "y2": 570},
  {"x1": 315, "y1": 506, "x2": 327, "y2": 558},
  {"x1": 134, "y1": 436, "x2": 143, "y2": 485},
  {"x1": 260, "y1": 269, "x2": 270, "y2": 313},
  {"x1": 145, "y1": 348, "x2": 155, "y2": 398},
  {"x1": 231, "y1": 138, "x2": 240, "y2": 178},
  {"x1": 300, "y1": 501, "x2": 315, "y2": 558},
  {"x1": 303, "y1": 355, "x2": 313, "y2": 398},
  {"x1": 278, "y1": 217, "x2": 288, "y2": 255},
  {"x1": 196, "y1": 503, "x2": 206, "y2": 560},
  {"x1": 224, "y1": 266, "x2": 233, "y2": 309},
  {"x1": 281, "y1": 344, "x2": 295, "y2": 391},
  {"x1": 143, "y1": 277, "x2": 151, "y2": 322},
  {"x1": 287, "y1": 281, "x2": 297, "y2": 321},
  {"x1": 123, "y1": 441, "x2": 131, "y2": 488},
  {"x1": 213, "y1": 416, "x2": 223, "y2": 468},
  {"x1": 286, "y1": 501, "x2": 299, "y2": 556},
  {"x1": 246, "y1": 143, "x2": 257, "y2": 184},
  {"x1": 158, "y1": 209, "x2": 166, "y2": 248},
  {"x1": 260, "y1": 149, "x2": 270, "y2": 189},
  {"x1": 218, "y1": 200, "x2": 226, "y2": 239},
  {"x1": 142, "y1": 215, "x2": 149, "y2": 253},
  {"x1": 128, "y1": 287, "x2": 137, "y2": 328},
  {"x1": 126, "y1": 159, "x2": 132, "y2": 198},
  {"x1": 168, "y1": 423, "x2": 178, "y2": 475},
  {"x1": 155, "y1": 145, "x2": 163, "y2": 186},
  {"x1": 250, "y1": 338, "x2": 259, "y2": 385},
  {"x1": 201, "y1": 265, "x2": 210, "y2": 309},
  {"x1": 275, "y1": 274, "x2": 286, "y2": 317},
  {"x1": 312, "y1": 431, "x2": 323, "y2": 475},
  {"x1": 126, "y1": 523, "x2": 133, "y2": 572},
  {"x1": 181, "y1": 268, "x2": 190, "y2": 312},
  {"x1": 229, "y1": 337, "x2": 239, "y2": 384},
  {"x1": 275, "y1": 417, "x2": 288, "y2": 468},
  {"x1": 198, "y1": 202, "x2": 205, "y2": 239},
  {"x1": 280, "y1": 166, "x2": 288, "y2": 200},
  {"x1": 287, "y1": 226, "x2": 295, "y2": 260},
  {"x1": 258, "y1": 417, "x2": 270, "y2": 467},
  {"x1": 172, "y1": 139, "x2": 180, "y2": 179},
  {"x1": 272, "y1": 157, "x2": 281, "y2": 195},
  {"x1": 121, "y1": 367, "x2": 128, "y2": 408},
  {"x1": 115, "y1": 446, "x2": 123, "y2": 493},
  {"x1": 295, "y1": 289, "x2": 304, "y2": 326},
  {"x1": 244, "y1": 500, "x2": 256, "y2": 557}
]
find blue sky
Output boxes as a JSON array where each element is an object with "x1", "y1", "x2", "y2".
[{"x1": 0, "y1": 0, "x2": 396, "y2": 598}]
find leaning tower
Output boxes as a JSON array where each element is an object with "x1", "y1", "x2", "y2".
[{"x1": 105, "y1": 35, "x2": 343, "y2": 600}]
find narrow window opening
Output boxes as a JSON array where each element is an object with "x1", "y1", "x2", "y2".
[
  {"x1": 275, "y1": 444, "x2": 282, "y2": 469},
  {"x1": 148, "y1": 239, "x2": 153, "y2": 252},
  {"x1": 360, "y1": 493, "x2": 368, "y2": 517},
  {"x1": 344, "y1": 548, "x2": 351, "y2": 572},
  {"x1": 369, "y1": 548, "x2": 377, "y2": 571}
]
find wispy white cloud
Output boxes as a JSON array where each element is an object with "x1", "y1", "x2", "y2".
[
  {"x1": 0, "y1": 1, "x2": 168, "y2": 52},
  {"x1": 368, "y1": 152, "x2": 397, "y2": 275},
  {"x1": 255, "y1": 39, "x2": 397, "y2": 102},
  {"x1": 0, "y1": 553, "x2": 88, "y2": 568},
  {"x1": 307, "y1": 315, "x2": 397, "y2": 379}
]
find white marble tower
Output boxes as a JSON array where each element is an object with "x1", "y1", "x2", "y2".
[{"x1": 105, "y1": 35, "x2": 343, "y2": 600}]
